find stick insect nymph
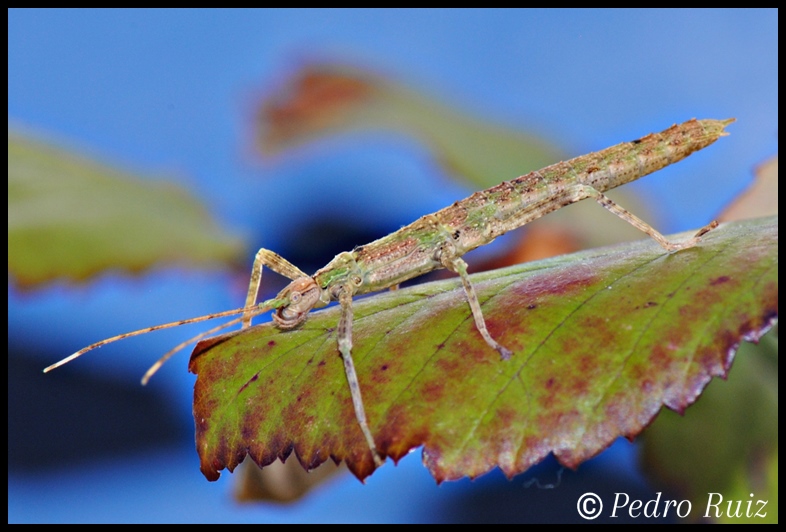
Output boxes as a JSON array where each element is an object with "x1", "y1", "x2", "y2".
[{"x1": 45, "y1": 118, "x2": 734, "y2": 470}]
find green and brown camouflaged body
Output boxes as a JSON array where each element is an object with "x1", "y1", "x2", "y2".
[{"x1": 314, "y1": 118, "x2": 733, "y2": 294}]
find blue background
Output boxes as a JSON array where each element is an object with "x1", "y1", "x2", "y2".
[{"x1": 8, "y1": 9, "x2": 777, "y2": 523}]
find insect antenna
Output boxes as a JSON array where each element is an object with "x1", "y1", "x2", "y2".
[
  {"x1": 141, "y1": 305, "x2": 271, "y2": 384},
  {"x1": 43, "y1": 303, "x2": 274, "y2": 376}
]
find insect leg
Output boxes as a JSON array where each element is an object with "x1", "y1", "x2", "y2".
[
  {"x1": 244, "y1": 249, "x2": 310, "y2": 329},
  {"x1": 336, "y1": 287, "x2": 384, "y2": 467},
  {"x1": 578, "y1": 185, "x2": 718, "y2": 252},
  {"x1": 441, "y1": 253, "x2": 513, "y2": 360}
]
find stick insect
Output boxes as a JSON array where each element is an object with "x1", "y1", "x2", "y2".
[{"x1": 45, "y1": 118, "x2": 733, "y2": 468}]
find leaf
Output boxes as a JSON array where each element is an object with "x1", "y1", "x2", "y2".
[
  {"x1": 189, "y1": 215, "x2": 777, "y2": 483},
  {"x1": 718, "y1": 155, "x2": 778, "y2": 222},
  {"x1": 256, "y1": 63, "x2": 564, "y2": 190},
  {"x1": 233, "y1": 456, "x2": 346, "y2": 503},
  {"x1": 8, "y1": 129, "x2": 245, "y2": 288}
]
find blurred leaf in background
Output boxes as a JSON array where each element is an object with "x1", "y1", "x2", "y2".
[{"x1": 8, "y1": 129, "x2": 245, "y2": 288}]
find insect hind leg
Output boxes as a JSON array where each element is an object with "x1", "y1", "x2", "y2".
[
  {"x1": 243, "y1": 249, "x2": 310, "y2": 328},
  {"x1": 579, "y1": 184, "x2": 718, "y2": 252}
]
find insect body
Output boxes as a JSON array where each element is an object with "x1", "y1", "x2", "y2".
[{"x1": 46, "y1": 118, "x2": 734, "y2": 469}]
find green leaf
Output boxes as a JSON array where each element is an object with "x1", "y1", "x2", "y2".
[
  {"x1": 189, "y1": 215, "x2": 777, "y2": 482},
  {"x1": 8, "y1": 129, "x2": 245, "y2": 288}
]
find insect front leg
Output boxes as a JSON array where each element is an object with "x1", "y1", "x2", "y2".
[
  {"x1": 243, "y1": 249, "x2": 310, "y2": 328},
  {"x1": 336, "y1": 287, "x2": 384, "y2": 467},
  {"x1": 438, "y1": 245, "x2": 513, "y2": 360},
  {"x1": 578, "y1": 184, "x2": 718, "y2": 252}
]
